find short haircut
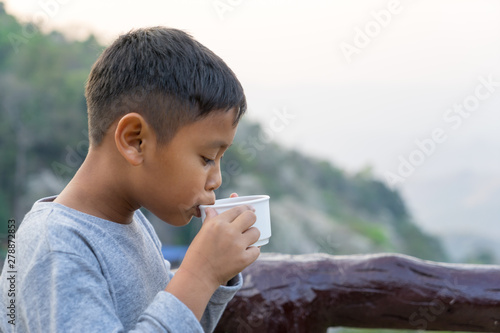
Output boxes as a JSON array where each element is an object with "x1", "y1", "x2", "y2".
[{"x1": 85, "y1": 27, "x2": 247, "y2": 146}]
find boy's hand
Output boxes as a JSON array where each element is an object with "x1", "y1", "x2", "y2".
[
  {"x1": 166, "y1": 193, "x2": 260, "y2": 320},
  {"x1": 183, "y1": 203, "x2": 260, "y2": 287}
]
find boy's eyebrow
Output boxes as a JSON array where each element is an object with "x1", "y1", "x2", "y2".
[{"x1": 205, "y1": 140, "x2": 232, "y2": 149}]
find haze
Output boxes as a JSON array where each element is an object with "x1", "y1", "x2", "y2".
[{"x1": 5, "y1": 0, "x2": 500, "y2": 258}]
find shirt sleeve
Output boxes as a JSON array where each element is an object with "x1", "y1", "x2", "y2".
[
  {"x1": 166, "y1": 261, "x2": 243, "y2": 333},
  {"x1": 17, "y1": 251, "x2": 204, "y2": 332},
  {"x1": 200, "y1": 273, "x2": 243, "y2": 333}
]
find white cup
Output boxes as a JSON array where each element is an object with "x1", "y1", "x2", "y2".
[{"x1": 199, "y1": 195, "x2": 271, "y2": 247}]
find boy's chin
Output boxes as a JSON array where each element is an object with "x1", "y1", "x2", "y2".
[{"x1": 161, "y1": 213, "x2": 194, "y2": 227}]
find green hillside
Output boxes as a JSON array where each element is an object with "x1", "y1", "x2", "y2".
[{"x1": 0, "y1": 3, "x2": 447, "y2": 262}]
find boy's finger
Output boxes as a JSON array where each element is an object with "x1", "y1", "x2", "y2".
[
  {"x1": 204, "y1": 207, "x2": 218, "y2": 219},
  {"x1": 244, "y1": 245, "x2": 261, "y2": 263},
  {"x1": 217, "y1": 205, "x2": 254, "y2": 223},
  {"x1": 242, "y1": 226, "x2": 260, "y2": 246},
  {"x1": 230, "y1": 193, "x2": 238, "y2": 198},
  {"x1": 232, "y1": 210, "x2": 257, "y2": 232}
]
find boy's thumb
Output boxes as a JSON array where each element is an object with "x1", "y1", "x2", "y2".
[{"x1": 204, "y1": 207, "x2": 218, "y2": 219}]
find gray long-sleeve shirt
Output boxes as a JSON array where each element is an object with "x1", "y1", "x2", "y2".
[{"x1": 0, "y1": 196, "x2": 241, "y2": 332}]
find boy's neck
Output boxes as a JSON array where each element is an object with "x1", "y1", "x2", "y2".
[{"x1": 54, "y1": 147, "x2": 139, "y2": 224}]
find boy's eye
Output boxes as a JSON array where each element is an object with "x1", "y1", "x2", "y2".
[{"x1": 203, "y1": 157, "x2": 215, "y2": 165}]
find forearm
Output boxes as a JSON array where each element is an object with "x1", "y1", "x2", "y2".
[{"x1": 165, "y1": 266, "x2": 220, "y2": 320}]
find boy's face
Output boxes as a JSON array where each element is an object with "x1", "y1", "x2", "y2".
[{"x1": 138, "y1": 109, "x2": 238, "y2": 226}]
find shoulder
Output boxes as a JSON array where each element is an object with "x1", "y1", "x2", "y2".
[
  {"x1": 12, "y1": 198, "x2": 109, "y2": 277},
  {"x1": 16, "y1": 198, "x2": 163, "y2": 267},
  {"x1": 16, "y1": 198, "x2": 103, "y2": 260}
]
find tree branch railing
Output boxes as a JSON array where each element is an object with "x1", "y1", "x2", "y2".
[{"x1": 215, "y1": 253, "x2": 500, "y2": 333}]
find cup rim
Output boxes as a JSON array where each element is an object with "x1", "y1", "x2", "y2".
[{"x1": 199, "y1": 195, "x2": 270, "y2": 209}]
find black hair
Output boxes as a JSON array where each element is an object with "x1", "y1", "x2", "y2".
[{"x1": 85, "y1": 26, "x2": 247, "y2": 145}]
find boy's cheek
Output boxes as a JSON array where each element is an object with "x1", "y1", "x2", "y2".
[{"x1": 161, "y1": 203, "x2": 196, "y2": 226}]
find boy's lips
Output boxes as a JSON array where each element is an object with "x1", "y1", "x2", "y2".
[{"x1": 194, "y1": 200, "x2": 215, "y2": 218}]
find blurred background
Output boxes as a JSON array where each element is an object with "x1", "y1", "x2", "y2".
[{"x1": 1, "y1": 0, "x2": 499, "y2": 272}]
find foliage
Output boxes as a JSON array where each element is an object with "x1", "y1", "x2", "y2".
[{"x1": 0, "y1": 3, "x2": 100, "y2": 240}]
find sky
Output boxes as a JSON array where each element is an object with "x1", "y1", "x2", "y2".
[{"x1": 4, "y1": 0, "x2": 500, "y2": 244}]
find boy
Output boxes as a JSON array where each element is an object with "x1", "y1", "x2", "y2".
[{"x1": 0, "y1": 27, "x2": 260, "y2": 332}]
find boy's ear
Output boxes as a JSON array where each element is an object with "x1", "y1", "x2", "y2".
[{"x1": 114, "y1": 113, "x2": 152, "y2": 166}]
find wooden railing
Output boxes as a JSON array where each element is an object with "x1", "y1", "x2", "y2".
[{"x1": 215, "y1": 253, "x2": 500, "y2": 333}]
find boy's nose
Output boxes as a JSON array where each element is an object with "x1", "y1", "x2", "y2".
[{"x1": 206, "y1": 165, "x2": 222, "y2": 191}]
